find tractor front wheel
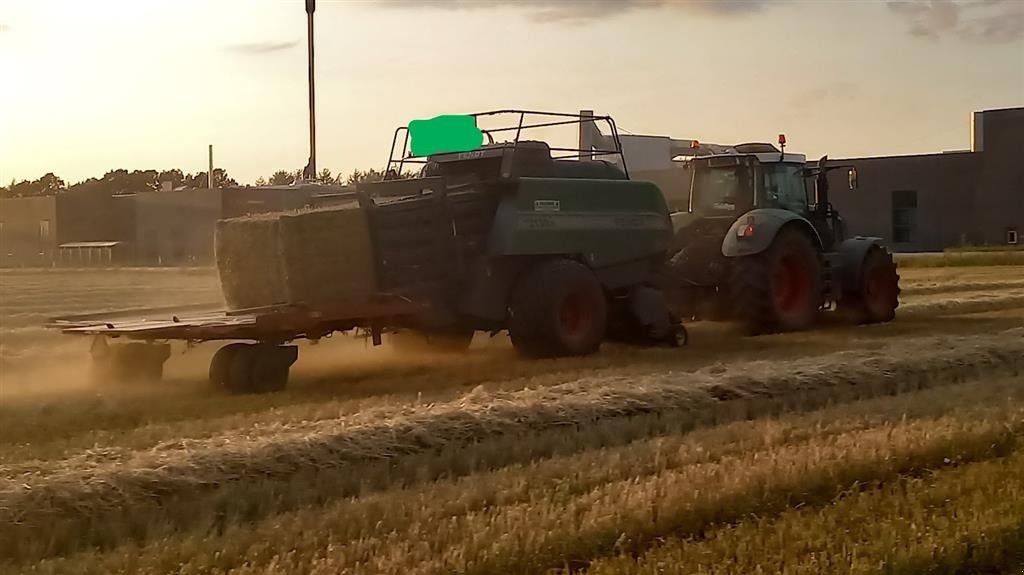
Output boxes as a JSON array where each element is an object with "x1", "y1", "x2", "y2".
[
  {"x1": 840, "y1": 245, "x2": 900, "y2": 324},
  {"x1": 731, "y1": 228, "x2": 822, "y2": 334},
  {"x1": 509, "y1": 259, "x2": 608, "y2": 358}
]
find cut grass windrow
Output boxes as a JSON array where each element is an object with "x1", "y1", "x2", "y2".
[
  {"x1": 2, "y1": 331, "x2": 1023, "y2": 564},
  {"x1": 4, "y1": 378, "x2": 1023, "y2": 565},
  {"x1": 585, "y1": 450, "x2": 1024, "y2": 575},
  {"x1": 20, "y1": 379, "x2": 1024, "y2": 574},
  {"x1": 899, "y1": 290, "x2": 1024, "y2": 318},
  {"x1": 900, "y1": 279, "x2": 1024, "y2": 297}
]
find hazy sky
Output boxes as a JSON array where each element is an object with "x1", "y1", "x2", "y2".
[{"x1": 1, "y1": 0, "x2": 1022, "y2": 185}]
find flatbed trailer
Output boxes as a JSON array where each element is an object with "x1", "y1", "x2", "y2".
[{"x1": 49, "y1": 295, "x2": 427, "y2": 393}]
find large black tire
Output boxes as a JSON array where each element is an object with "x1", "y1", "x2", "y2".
[
  {"x1": 731, "y1": 228, "x2": 822, "y2": 334},
  {"x1": 251, "y1": 345, "x2": 297, "y2": 392},
  {"x1": 225, "y1": 344, "x2": 258, "y2": 394},
  {"x1": 508, "y1": 259, "x2": 608, "y2": 358},
  {"x1": 223, "y1": 344, "x2": 296, "y2": 394},
  {"x1": 209, "y1": 343, "x2": 249, "y2": 389},
  {"x1": 840, "y1": 245, "x2": 900, "y2": 324},
  {"x1": 388, "y1": 329, "x2": 474, "y2": 354}
]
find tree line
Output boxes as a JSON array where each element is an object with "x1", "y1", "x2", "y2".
[{"x1": 0, "y1": 167, "x2": 405, "y2": 199}]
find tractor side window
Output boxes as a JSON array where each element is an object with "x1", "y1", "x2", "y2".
[{"x1": 762, "y1": 164, "x2": 806, "y2": 213}]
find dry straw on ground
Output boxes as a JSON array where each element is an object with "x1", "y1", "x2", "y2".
[{"x1": 1, "y1": 329, "x2": 1022, "y2": 543}]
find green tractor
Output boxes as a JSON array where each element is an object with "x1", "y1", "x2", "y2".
[
  {"x1": 371, "y1": 110, "x2": 686, "y2": 357},
  {"x1": 663, "y1": 139, "x2": 900, "y2": 333}
]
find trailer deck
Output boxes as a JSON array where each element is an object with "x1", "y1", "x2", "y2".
[{"x1": 49, "y1": 295, "x2": 424, "y2": 343}]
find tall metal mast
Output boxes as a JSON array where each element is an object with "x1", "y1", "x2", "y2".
[{"x1": 305, "y1": 0, "x2": 316, "y2": 179}]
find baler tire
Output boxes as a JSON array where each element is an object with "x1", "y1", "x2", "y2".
[
  {"x1": 508, "y1": 259, "x2": 607, "y2": 358},
  {"x1": 841, "y1": 245, "x2": 900, "y2": 324},
  {"x1": 731, "y1": 228, "x2": 822, "y2": 334}
]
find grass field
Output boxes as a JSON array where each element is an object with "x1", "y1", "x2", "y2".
[{"x1": 1, "y1": 264, "x2": 1023, "y2": 573}]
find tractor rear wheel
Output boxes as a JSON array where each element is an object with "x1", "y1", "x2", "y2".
[
  {"x1": 731, "y1": 228, "x2": 822, "y2": 334},
  {"x1": 840, "y1": 245, "x2": 900, "y2": 324},
  {"x1": 509, "y1": 259, "x2": 608, "y2": 358}
]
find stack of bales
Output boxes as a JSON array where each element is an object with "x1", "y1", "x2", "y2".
[{"x1": 215, "y1": 203, "x2": 376, "y2": 310}]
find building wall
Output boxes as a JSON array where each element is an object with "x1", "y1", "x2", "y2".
[
  {"x1": 55, "y1": 190, "x2": 135, "y2": 245},
  {"x1": 972, "y1": 108, "x2": 1024, "y2": 246},
  {"x1": 632, "y1": 166, "x2": 692, "y2": 213},
  {"x1": 829, "y1": 152, "x2": 983, "y2": 252},
  {"x1": 0, "y1": 197, "x2": 57, "y2": 267},
  {"x1": 134, "y1": 189, "x2": 223, "y2": 265},
  {"x1": 829, "y1": 107, "x2": 1022, "y2": 252}
]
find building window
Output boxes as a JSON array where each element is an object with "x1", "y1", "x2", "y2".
[
  {"x1": 891, "y1": 190, "x2": 917, "y2": 244},
  {"x1": 1009, "y1": 229, "x2": 1019, "y2": 245}
]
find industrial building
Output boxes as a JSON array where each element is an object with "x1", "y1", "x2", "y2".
[
  {"x1": 828, "y1": 107, "x2": 1023, "y2": 252},
  {"x1": 0, "y1": 185, "x2": 330, "y2": 267}
]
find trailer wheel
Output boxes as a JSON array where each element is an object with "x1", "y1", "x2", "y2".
[
  {"x1": 509, "y1": 258, "x2": 607, "y2": 358},
  {"x1": 222, "y1": 344, "x2": 297, "y2": 394},
  {"x1": 731, "y1": 228, "x2": 822, "y2": 334},
  {"x1": 253, "y1": 345, "x2": 298, "y2": 392},
  {"x1": 840, "y1": 245, "x2": 900, "y2": 324},
  {"x1": 224, "y1": 345, "x2": 258, "y2": 393},
  {"x1": 209, "y1": 343, "x2": 249, "y2": 389}
]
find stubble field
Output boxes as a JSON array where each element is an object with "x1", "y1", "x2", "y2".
[{"x1": 1, "y1": 264, "x2": 1023, "y2": 573}]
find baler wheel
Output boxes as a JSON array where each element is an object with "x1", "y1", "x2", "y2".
[{"x1": 508, "y1": 258, "x2": 607, "y2": 358}]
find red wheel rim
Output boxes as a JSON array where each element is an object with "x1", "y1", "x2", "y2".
[
  {"x1": 865, "y1": 265, "x2": 894, "y2": 304},
  {"x1": 559, "y1": 292, "x2": 592, "y2": 337},
  {"x1": 773, "y1": 254, "x2": 809, "y2": 313}
]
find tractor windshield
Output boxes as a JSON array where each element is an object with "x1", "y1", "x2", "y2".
[{"x1": 690, "y1": 164, "x2": 755, "y2": 214}]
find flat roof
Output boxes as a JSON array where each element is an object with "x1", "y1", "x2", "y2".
[{"x1": 834, "y1": 150, "x2": 981, "y2": 162}]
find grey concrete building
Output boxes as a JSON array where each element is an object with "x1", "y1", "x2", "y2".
[
  {"x1": 1, "y1": 191, "x2": 137, "y2": 267},
  {"x1": 829, "y1": 107, "x2": 1022, "y2": 252},
  {"x1": 0, "y1": 196, "x2": 57, "y2": 267},
  {"x1": 132, "y1": 185, "x2": 323, "y2": 266}
]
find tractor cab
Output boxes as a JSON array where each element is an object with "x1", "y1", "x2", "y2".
[
  {"x1": 683, "y1": 140, "x2": 858, "y2": 252},
  {"x1": 688, "y1": 144, "x2": 810, "y2": 217}
]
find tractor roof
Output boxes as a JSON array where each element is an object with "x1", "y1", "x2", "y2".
[{"x1": 691, "y1": 142, "x2": 807, "y2": 165}]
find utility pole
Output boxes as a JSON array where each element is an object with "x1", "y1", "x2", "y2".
[
  {"x1": 305, "y1": 0, "x2": 316, "y2": 180},
  {"x1": 208, "y1": 144, "x2": 214, "y2": 189}
]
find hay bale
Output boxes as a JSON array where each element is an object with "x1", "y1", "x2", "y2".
[
  {"x1": 278, "y1": 204, "x2": 377, "y2": 308},
  {"x1": 215, "y1": 216, "x2": 288, "y2": 309}
]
